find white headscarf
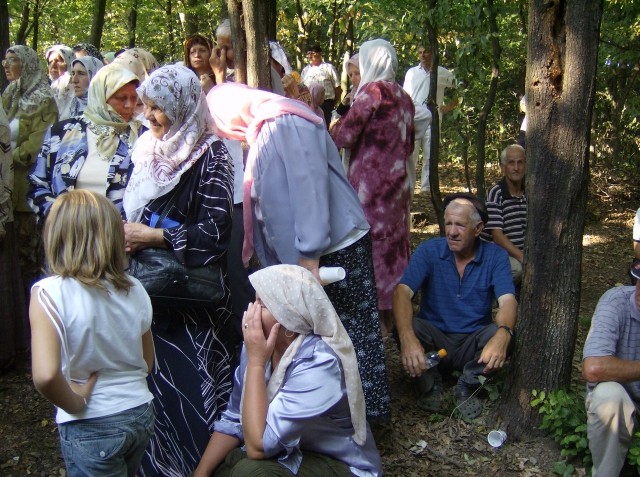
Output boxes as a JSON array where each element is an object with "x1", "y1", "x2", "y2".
[
  {"x1": 123, "y1": 64, "x2": 214, "y2": 223},
  {"x1": 45, "y1": 44, "x2": 75, "y2": 113},
  {"x1": 269, "y1": 41, "x2": 293, "y2": 75},
  {"x1": 248, "y1": 265, "x2": 367, "y2": 446},
  {"x1": 356, "y1": 39, "x2": 397, "y2": 97},
  {"x1": 60, "y1": 56, "x2": 104, "y2": 120}
]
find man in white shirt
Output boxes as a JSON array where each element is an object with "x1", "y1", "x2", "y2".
[
  {"x1": 301, "y1": 44, "x2": 341, "y2": 126},
  {"x1": 403, "y1": 44, "x2": 458, "y2": 194}
]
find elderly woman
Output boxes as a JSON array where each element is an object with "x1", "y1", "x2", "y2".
[
  {"x1": 59, "y1": 56, "x2": 104, "y2": 120},
  {"x1": 194, "y1": 265, "x2": 383, "y2": 477},
  {"x1": 28, "y1": 63, "x2": 141, "y2": 222},
  {"x1": 184, "y1": 33, "x2": 216, "y2": 94},
  {"x1": 0, "y1": 105, "x2": 28, "y2": 374},
  {"x1": 331, "y1": 39, "x2": 415, "y2": 337},
  {"x1": 207, "y1": 83, "x2": 391, "y2": 424},
  {"x1": 123, "y1": 65, "x2": 237, "y2": 477},
  {"x1": 2, "y1": 45, "x2": 58, "y2": 288},
  {"x1": 45, "y1": 44, "x2": 75, "y2": 112}
]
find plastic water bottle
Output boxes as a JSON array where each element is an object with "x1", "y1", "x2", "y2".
[{"x1": 425, "y1": 349, "x2": 447, "y2": 369}]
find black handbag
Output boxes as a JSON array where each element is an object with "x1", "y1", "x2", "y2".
[{"x1": 128, "y1": 174, "x2": 225, "y2": 307}]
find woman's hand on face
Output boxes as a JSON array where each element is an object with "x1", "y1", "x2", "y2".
[
  {"x1": 243, "y1": 302, "x2": 279, "y2": 368},
  {"x1": 123, "y1": 222, "x2": 166, "y2": 253}
]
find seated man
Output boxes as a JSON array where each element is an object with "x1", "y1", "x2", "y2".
[
  {"x1": 393, "y1": 193, "x2": 517, "y2": 420},
  {"x1": 582, "y1": 262, "x2": 640, "y2": 477},
  {"x1": 482, "y1": 144, "x2": 526, "y2": 284}
]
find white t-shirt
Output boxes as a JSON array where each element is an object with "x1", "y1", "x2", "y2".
[
  {"x1": 301, "y1": 62, "x2": 340, "y2": 100},
  {"x1": 33, "y1": 275, "x2": 154, "y2": 424},
  {"x1": 634, "y1": 208, "x2": 640, "y2": 243}
]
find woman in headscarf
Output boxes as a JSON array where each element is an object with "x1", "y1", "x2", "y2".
[
  {"x1": 333, "y1": 53, "x2": 360, "y2": 119},
  {"x1": 331, "y1": 39, "x2": 415, "y2": 337},
  {"x1": 28, "y1": 62, "x2": 141, "y2": 222},
  {"x1": 2, "y1": 45, "x2": 58, "y2": 289},
  {"x1": 122, "y1": 64, "x2": 237, "y2": 477},
  {"x1": 113, "y1": 48, "x2": 159, "y2": 82},
  {"x1": 194, "y1": 265, "x2": 383, "y2": 477},
  {"x1": 207, "y1": 82, "x2": 391, "y2": 425},
  {"x1": 59, "y1": 56, "x2": 104, "y2": 120},
  {"x1": 0, "y1": 104, "x2": 28, "y2": 375},
  {"x1": 72, "y1": 42, "x2": 105, "y2": 63},
  {"x1": 45, "y1": 44, "x2": 75, "y2": 112},
  {"x1": 184, "y1": 34, "x2": 216, "y2": 94}
]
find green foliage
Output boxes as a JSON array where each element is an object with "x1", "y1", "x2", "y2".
[{"x1": 532, "y1": 388, "x2": 640, "y2": 475}]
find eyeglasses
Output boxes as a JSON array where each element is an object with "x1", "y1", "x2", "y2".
[{"x1": 2, "y1": 58, "x2": 19, "y2": 67}]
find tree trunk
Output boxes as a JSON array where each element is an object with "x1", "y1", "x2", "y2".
[
  {"x1": 474, "y1": 0, "x2": 501, "y2": 199},
  {"x1": 266, "y1": 0, "x2": 277, "y2": 41},
  {"x1": 293, "y1": 0, "x2": 306, "y2": 70},
  {"x1": 90, "y1": 0, "x2": 108, "y2": 50},
  {"x1": 242, "y1": 0, "x2": 271, "y2": 90},
  {"x1": 0, "y1": 0, "x2": 9, "y2": 90},
  {"x1": 15, "y1": 1, "x2": 30, "y2": 45},
  {"x1": 127, "y1": 0, "x2": 139, "y2": 48},
  {"x1": 31, "y1": 0, "x2": 40, "y2": 51},
  {"x1": 227, "y1": 0, "x2": 246, "y2": 84},
  {"x1": 498, "y1": 0, "x2": 603, "y2": 437},
  {"x1": 184, "y1": 0, "x2": 199, "y2": 37},
  {"x1": 425, "y1": 0, "x2": 445, "y2": 235}
]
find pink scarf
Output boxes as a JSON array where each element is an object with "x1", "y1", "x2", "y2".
[{"x1": 206, "y1": 83, "x2": 324, "y2": 267}]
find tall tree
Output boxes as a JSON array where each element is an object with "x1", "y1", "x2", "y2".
[
  {"x1": 227, "y1": 0, "x2": 246, "y2": 84},
  {"x1": 90, "y1": 0, "x2": 107, "y2": 49},
  {"x1": 127, "y1": 0, "x2": 138, "y2": 48},
  {"x1": 0, "y1": 0, "x2": 9, "y2": 90},
  {"x1": 242, "y1": 0, "x2": 271, "y2": 90},
  {"x1": 499, "y1": 0, "x2": 604, "y2": 435}
]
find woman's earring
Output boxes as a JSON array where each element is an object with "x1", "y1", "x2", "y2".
[{"x1": 284, "y1": 329, "x2": 295, "y2": 338}]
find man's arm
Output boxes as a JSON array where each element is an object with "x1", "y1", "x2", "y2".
[
  {"x1": 478, "y1": 293, "x2": 517, "y2": 373},
  {"x1": 393, "y1": 284, "x2": 426, "y2": 377},
  {"x1": 491, "y1": 229, "x2": 524, "y2": 263},
  {"x1": 583, "y1": 356, "x2": 640, "y2": 383}
]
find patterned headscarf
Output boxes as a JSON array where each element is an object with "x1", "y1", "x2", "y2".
[
  {"x1": 124, "y1": 65, "x2": 214, "y2": 222},
  {"x1": 356, "y1": 39, "x2": 397, "y2": 97},
  {"x1": 73, "y1": 43, "x2": 104, "y2": 62},
  {"x1": 60, "y1": 56, "x2": 104, "y2": 120},
  {"x1": 1, "y1": 46, "x2": 55, "y2": 120},
  {"x1": 0, "y1": 104, "x2": 12, "y2": 229},
  {"x1": 83, "y1": 63, "x2": 141, "y2": 162},
  {"x1": 248, "y1": 265, "x2": 367, "y2": 446},
  {"x1": 206, "y1": 82, "x2": 323, "y2": 266},
  {"x1": 113, "y1": 48, "x2": 158, "y2": 81}
]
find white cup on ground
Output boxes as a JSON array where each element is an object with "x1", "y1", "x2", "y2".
[
  {"x1": 319, "y1": 266, "x2": 346, "y2": 285},
  {"x1": 487, "y1": 430, "x2": 507, "y2": 448}
]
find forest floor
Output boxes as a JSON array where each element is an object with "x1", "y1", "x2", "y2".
[{"x1": 0, "y1": 162, "x2": 637, "y2": 477}]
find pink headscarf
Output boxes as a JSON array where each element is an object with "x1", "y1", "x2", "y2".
[{"x1": 206, "y1": 83, "x2": 324, "y2": 267}]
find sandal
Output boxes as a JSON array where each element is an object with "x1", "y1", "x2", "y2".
[
  {"x1": 416, "y1": 370, "x2": 443, "y2": 412},
  {"x1": 454, "y1": 383, "x2": 483, "y2": 422}
]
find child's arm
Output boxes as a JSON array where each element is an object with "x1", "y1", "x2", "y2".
[
  {"x1": 29, "y1": 288, "x2": 97, "y2": 414},
  {"x1": 142, "y1": 330, "x2": 154, "y2": 373}
]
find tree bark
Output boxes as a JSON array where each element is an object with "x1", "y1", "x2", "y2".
[
  {"x1": 293, "y1": 0, "x2": 306, "y2": 70},
  {"x1": 15, "y1": 1, "x2": 30, "y2": 46},
  {"x1": 474, "y1": 0, "x2": 502, "y2": 200},
  {"x1": 498, "y1": 0, "x2": 603, "y2": 436},
  {"x1": 127, "y1": 0, "x2": 139, "y2": 48},
  {"x1": 0, "y1": 0, "x2": 9, "y2": 90},
  {"x1": 266, "y1": 0, "x2": 277, "y2": 41},
  {"x1": 242, "y1": 0, "x2": 271, "y2": 90},
  {"x1": 227, "y1": 0, "x2": 246, "y2": 84},
  {"x1": 90, "y1": 0, "x2": 108, "y2": 50}
]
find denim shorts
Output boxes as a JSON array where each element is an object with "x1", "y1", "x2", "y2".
[{"x1": 58, "y1": 401, "x2": 155, "y2": 477}]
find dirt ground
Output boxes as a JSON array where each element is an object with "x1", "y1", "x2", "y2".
[{"x1": 0, "y1": 164, "x2": 636, "y2": 477}]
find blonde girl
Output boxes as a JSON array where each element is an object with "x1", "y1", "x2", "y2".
[{"x1": 29, "y1": 189, "x2": 155, "y2": 477}]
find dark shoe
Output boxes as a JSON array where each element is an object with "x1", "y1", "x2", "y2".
[
  {"x1": 417, "y1": 369, "x2": 443, "y2": 412},
  {"x1": 454, "y1": 382, "x2": 482, "y2": 422}
]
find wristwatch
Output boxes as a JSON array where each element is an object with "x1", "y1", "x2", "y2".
[{"x1": 498, "y1": 325, "x2": 515, "y2": 338}]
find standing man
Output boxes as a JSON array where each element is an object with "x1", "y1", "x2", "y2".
[
  {"x1": 483, "y1": 144, "x2": 527, "y2": 284},
  {"x1": 393, "y1": 193, "x2": 516, "y2": 420},
  {"x1": 301, "y1": 44, "x2": 341, "y2": 126},
  {"x1": 582, "y1": 262, "x2": 640, "y2": 477},
  {"x1": 403, "y1": 44, "x2": 458, "y2": 194}
]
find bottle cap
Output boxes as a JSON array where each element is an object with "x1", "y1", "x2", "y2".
[{"x1": 437, "y1": 349, "x2": 447, "y2": 358}]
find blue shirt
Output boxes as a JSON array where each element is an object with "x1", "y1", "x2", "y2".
[
  {"x1": 400, "y1": 237, "x2": 514, "y2": 333},
  {"x1": 214, "y1": 335, "x2": 382, "y2": 477}
]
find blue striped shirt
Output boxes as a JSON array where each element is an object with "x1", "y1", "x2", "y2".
[{"x1": 583, "y1": 286, "x2": 640, "y2": 402}]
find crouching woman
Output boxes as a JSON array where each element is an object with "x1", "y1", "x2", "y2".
[{"x1": 194, "y1": 264, "x2": 383, "y2": 477}]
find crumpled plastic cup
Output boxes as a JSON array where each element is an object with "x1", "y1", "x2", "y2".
[{"x1": 487, "y1": 430, "x2": 507, "y2": 448}]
